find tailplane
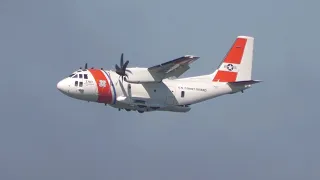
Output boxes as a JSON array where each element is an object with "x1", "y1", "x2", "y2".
[
  {"x1": 227, "y1": 80, "x2": 262, "y2": 86},
  {"x1": 227, "y1": 80, "x2": 262, "y2": 94},
  {"x1": 212, "y1": 36, "x2": 254, "y2": 82}
]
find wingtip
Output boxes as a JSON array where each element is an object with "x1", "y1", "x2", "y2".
[{"x1": 184, "y1": 55, "x2": 200, "y2": 59}]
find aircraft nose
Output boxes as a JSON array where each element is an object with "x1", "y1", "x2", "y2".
[{"x1": 57, "y1": 79, "x2": 68, "y2": 93}]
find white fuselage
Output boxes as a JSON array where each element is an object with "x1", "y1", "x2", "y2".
[
  {"x1": 57, "y1": 69, "x2": 249, "y2": 113},
  {"x1": 57, "y1": 36, "x2": 259, "y2": 113}
]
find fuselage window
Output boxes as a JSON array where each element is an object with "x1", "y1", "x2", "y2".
[
  {"x1": 73, "y1": 74, "x2": 78, "y2": 78},
  {"x1": 75, "y1": 81, "x2": 78, "y2": 87},
  {"x1": 181, "y1": 91, "x2": 185, "y2": 98},
  {"x1": 79, "y1": 74, "x2": 83, "y2": 78},
  {"x1": 84, "y1": 74, "x2": 88, "y2": 79},
  {"x1": 79, "y1": 82, "x2": 83, "y2": 87}
]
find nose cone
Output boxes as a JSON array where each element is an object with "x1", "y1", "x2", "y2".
[{"x1": 57, "y1": 79, "x2": 69, "y2": 94}]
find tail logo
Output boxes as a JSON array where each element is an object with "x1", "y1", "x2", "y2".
[{"x1": 226, "y1": 64, "x2": 234, "y2": 71}]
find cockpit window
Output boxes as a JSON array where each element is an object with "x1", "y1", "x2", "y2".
[
  {"x1": 79, "y1": 74, "x2": 83, "y2": 78},
  {"x1": 73, "y1": 74, "x2": 78, "y2": 78},
  {"x1": 68, "y1": 74, "x2": 75, "y2": 77},
  {"x1": 84, "y1": 74, "x2": 88, "y2": 79}
]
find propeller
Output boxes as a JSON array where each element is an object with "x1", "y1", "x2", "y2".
[
  {"x1": 80, "y1": 63, "x2": 88, "y2": 70},
  {"x1": 115, "y1": 53, "x2": 130, "y2": 82}
]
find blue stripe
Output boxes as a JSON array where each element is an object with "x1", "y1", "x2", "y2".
[{"x1": 103, "y1": 70, "x2": 117, "y2": 104}]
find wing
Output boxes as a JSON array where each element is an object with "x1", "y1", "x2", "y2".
[{"x1": 148, "y1": 55, "x2": 199, "y2": 78}]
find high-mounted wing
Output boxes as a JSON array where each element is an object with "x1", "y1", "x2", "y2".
[
  {"x1": 148, "y1": 55, "x2": 199, "y2": 78},
  {"x1": 123, "y1": 55, "x2": 199, "y2": 83}
]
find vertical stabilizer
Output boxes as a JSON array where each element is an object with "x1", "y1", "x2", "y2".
[{"x1": 212, "y1": 36, "x2": 254, "y2": 82}]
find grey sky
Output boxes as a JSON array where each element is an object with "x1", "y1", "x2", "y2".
[{"x1": 0, "y1": 0, "x2": 319, "y2": 179}]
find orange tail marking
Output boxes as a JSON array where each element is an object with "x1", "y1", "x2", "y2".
[
  {"x1": 213, "y1": 71, "x2": 237, "y2": 82},
  {"x1": 212, "y1": 37, "x2": 247, "y2": 82},
  {"x1": 223, "y1": 38, "x2": 247, "y2": 64}
]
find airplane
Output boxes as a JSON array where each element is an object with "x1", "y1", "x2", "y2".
[{"x1": 57, "y1": 35, "x2": 261, "y2": 113}]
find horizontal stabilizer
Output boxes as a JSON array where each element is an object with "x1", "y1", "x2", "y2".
[{"x1": 228, "y1": 80, "x2": 262, "y2": 86}]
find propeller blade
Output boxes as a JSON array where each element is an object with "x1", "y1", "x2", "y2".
[
  {"x1": 84, "y1": 63, "x2": 88, "y2": 69},
  {"x1": 122, "y1": 60, "x2": 129, "y2": 70},
  {"x1": 115, "y1": 64, "x2": 121, "y2": 71},
  {"x1": 115, "y1": 53, "x2": 130, "y2": 77},
  {"x1": 120, "y1": 53, "x2": 124, "y2": 67}
]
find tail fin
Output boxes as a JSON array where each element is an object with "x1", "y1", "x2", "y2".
[{"x1": 212, "y1": 36, "x2": 254, "y2": 82}]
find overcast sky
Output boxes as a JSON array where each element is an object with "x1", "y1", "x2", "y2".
[{"x1": 0, "y1": 0, "x2": 319, "y2": 179}]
